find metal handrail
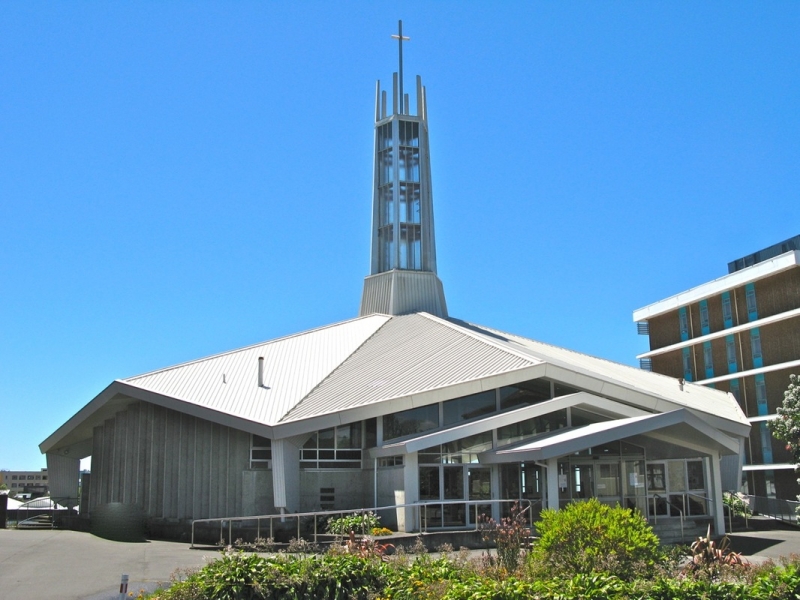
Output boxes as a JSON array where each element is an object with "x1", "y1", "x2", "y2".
[{"x1": 191, "y1": 498, "x2": 536, "y2": 549}]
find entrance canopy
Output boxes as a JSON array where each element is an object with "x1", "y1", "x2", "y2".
[{"x1": 479, "y1": 408, "x2": 739, "y2": 463}]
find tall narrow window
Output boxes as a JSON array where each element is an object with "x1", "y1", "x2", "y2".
[
  {"x1": 729, "y1": 379, "x2": 741, "y2": 404},
  {"x1": 721, "y1": 292, "x2": 733, "y2": 328},
  {"x1": 679, "y1": 307, "x2": 690, "y2": 341},
  {"x1": 750, "y1": 328, "x2": 763, "y2": 368},
  {"x1": 760, "y1": 422, "x2": 774, "y2": 464},
  {"x1": 703, "y1": 342, "x2": 714, "y2": 379},
  {"x1": 726, "y1": 335, "x2": 738, "y2": 373},
  {"x1": 682, "y1": 347, "x2": 693, "y2": 382},
  {"x1": 745, "y1": 283, "x2": 758, "y2": 321},
  {"x1": 250, "y1": 435, "x2": 272, "y2": 469},
  {"x1": 755, "y1": 374, "x2": 768, "y2": 416},
  {"x1": 699, "y1": 300, "x2": 710, "y2": 335}
]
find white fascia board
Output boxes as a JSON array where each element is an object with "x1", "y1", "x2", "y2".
[
  {"x1": 749, "y1": 414, "x2": 778, "y2": 423},
  {"x1": 699, "y1": 358, "x2": 800, "y2": 385},
  {"x1": 633, "y1": 251, "x2": 800, "y2": 322},
  {"x1": 742, "y1": 463, "x2": 796, "y2": 471},
  {"x1": 638, "y1": 308, "x2": 800, "y2": 359}
]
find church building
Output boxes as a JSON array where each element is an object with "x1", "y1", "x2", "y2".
[{"x1": 41, "y1": 25, "x2": 749, "y2": 538}]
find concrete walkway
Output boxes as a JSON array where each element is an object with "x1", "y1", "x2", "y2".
[
  {"x1": 2, "y1": 520, "x2": 800, "y2": 599},
  {"x1": 0, "y1": 529, "x2": 212, "y2": 599}
]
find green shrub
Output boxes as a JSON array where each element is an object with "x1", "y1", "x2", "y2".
[
  {"x1": 326, "y1": 511, "x2": 381, "y2": 536},
  {"x1": 529, "y1": 498, "x2": 663, "y2": 580}
]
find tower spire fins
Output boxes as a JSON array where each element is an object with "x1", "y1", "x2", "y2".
[{"x1": 391, "y1": 20, "x2": 410, "y2": 114}]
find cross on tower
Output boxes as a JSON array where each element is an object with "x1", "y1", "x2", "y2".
[{"x1": 391, "y1": 20, "x2": 410, "y2": 113}]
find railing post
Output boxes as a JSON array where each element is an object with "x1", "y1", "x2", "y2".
[
  {"x1": 314, "y1": 515, "x2": 317, "y2": 544},
  {"x1": 229, "y1": 520, "x2": 232, "y2": 546},
  {"x1": 270, "y1": 517, "x2": 273, "y2": 540},
  {"x1": 257, "y1": 518, "x2": 260, "y2": 541},
  {"x1": 219, "y1": 521, "x2": 223, "y2": 544},
  {"x1": 297, "y1": 515, "x2": 300, "y2": 542},
  {"x1": 191, "y1": 522, "x2": 195, "y2": 549}
]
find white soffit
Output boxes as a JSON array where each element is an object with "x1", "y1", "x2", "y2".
[{"x1": 633, "y1": 251, "x2": 800, "y2": 322}]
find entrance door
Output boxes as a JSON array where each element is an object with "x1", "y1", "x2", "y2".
[
  {"x1": 572, "y1": 464, "x2": 595, "y2": 500},
  {"x1": 468, "y1": 467, "x2": 492, "y2": 526}
]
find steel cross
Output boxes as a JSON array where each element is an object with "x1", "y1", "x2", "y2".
[{"x1": 391, "y1": 20, "x2": 410, "y2": 113}]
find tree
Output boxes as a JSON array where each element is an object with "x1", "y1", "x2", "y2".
[{"x1": 769, "y1": 374, "x2": 800, "y2": 492}]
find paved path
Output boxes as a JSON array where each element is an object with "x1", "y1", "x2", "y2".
[
  {"x1": 0, "y1": 529, "x2": 213, "y2": 599},
  {"x1": 2, "y1": 520, "x2": 800, "y2": 599}
]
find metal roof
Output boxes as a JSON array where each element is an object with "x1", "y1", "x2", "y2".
[
  {"x1": 122, "y1": 314, "x2": 390, "y2": 426},
  {"x1": 281, "y1": 313, "x2": 538, "y2": 422},
  {"x1": 43, "y1": 310, "x2": 748, "y2": 453}
]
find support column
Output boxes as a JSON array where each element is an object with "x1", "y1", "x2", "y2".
[
  {"x1": 710, "y1": 451, "x2": 726, "y2": 535},
  {"x1": 271, "y1": 438, "x2": 300, "y2": 513},
  {"x1": 546, "y1": 458, "x2": 560, "y2": 510},
  {"x1": 399, "y1": 452, "x2": 418, "y2": 532}
]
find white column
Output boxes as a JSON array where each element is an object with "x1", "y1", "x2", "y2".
[
  {"x1": 546, "y1": 458, "x2": 560, "y2": 510},
  {"x1": 271, "y1": 438, "x2": 300, "y2": 513},
  {"x1": 710, "y1": 451, "x2": 726, "y2": 535},
  {"x1": 400, "y1": 452, "x2": 418, "y2": 532}
]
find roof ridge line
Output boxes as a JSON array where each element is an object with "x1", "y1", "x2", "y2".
[
  {"x1": 124, "y1": 314, "x2": 388, "y2": 382},
  {"x1": 419, "y1": 313, "x2": 540, "y2": 366},
  {"x1": 277, "y1": 314, "x2": 395, "y2": 423}
]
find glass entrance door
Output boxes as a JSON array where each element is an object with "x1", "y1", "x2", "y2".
[
  {"x1": 572, "y1": 464, "x2": 595, "y2": 500},
  {"x1": 468, "y1": 467, "x2": 492, "y2": 525}
]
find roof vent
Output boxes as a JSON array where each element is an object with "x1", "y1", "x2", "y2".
[{"x1": 258, "y1": 357, "x2": 265, "y2": 388}]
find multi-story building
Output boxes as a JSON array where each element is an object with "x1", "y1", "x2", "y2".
[
  {"x1": 634, "y1": 235, "x2": 800, "y2": 500},
  {"x1": 0, "y1": 468, "x2": 49, "y2": 498}
]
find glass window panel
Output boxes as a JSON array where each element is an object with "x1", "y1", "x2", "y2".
[
  {"x1": 419, "y1": 467, "x2": 440, "y2": 500},
  {"x1": 253, "y1": 435, "x2": 271, "y2": 448},
  {"x1": 687, "y1": 461, "x2": 705, "y2": 490},
  {"x1": 443, "y1": 390, "x2": 496, "y2": 425},
  {"x1": 668, "y1": 461, "x2": 687, "y2": 492},
  {"x1": 623, "y1": 460, "x2": 645, "y2": 497},
  {"x1": 383, "y1": 404, "x2": 439, "y2": 441},
  {"x1": 443, "y1": 466, "x2": 464, "y2": 500},
  {"x1": 597, "y1": 463, "x2": 620, "y2": 497},
  {"x1": 554, "y1": 383, "x2": 578, "y2": 397},
  {"x1": 365, "y1": 418, "x2": 377, "y2": 448},
  {"x1": 318, "y1": 428, "x2": 335, "y2": 449},
  {"x1": 303, "y1": 433, "x2": 318, "y2": 449},
  {"x1": 500, "y1": 378, "x2": 551, "y2": 410},
  {"x1": 500, "y1": 464, "x2": 520, "y2": 499},
  {"x1": 646, "y1": 464, "x2": 666, "y2": 492},
  {"x1": 251, "y1": 450, "x2": 271, "y2": 460}
]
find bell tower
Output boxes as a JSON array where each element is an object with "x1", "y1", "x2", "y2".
[{"x1": 359, "y1": 21, "x2": 448, "y2": 317}]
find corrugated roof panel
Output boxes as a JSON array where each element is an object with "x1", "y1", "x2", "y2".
[
  {"x1": 281, "y1": 313, "x2": 538, "y2": 422},
  {"x1": 122, "y1": 314, "x2": 390, "y2": 426}
]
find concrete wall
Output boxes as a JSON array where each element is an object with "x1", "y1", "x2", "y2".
[
  {"x1": 298, "y1": 470, "x2": 372, "y2": 513},
  {"x1": 89, "y1": 401, "x2": 253, "y2": 520}
]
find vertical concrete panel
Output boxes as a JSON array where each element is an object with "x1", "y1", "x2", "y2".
[
  {"x1": 210, "y1": 424, "x2": 222, "y2": 517},
  {"x1": 197, "y1": 419, "x2": 212, "y2": 518},
  {"x1": 46, "y1": 453, "x2": 80, "y2": 504},
  {"x1": 90, "y1": 425, "x2": 104, "y2": 511},
  {"x1": 123, "y1": 404, "x2": 139, "y2": 505},
  {"x1": 163, "y1": 409, "x2": 180, "y2": 518},
  {"x1": 141, "y1": 404, "x2": 154, "y2": 514},
  {"x1": 177, "y1": 413, "x2": 194, "y2": 519},
  {"x1": 231, "y1": 430, "x2": 248, "y2": 516},
  {"x1": 150, "y1": 405, "x2": 166, "y2": 517},
  {"x1": 135, "y1": 402, "x2": 148, "y2": 507},
  {"x1": 102, "y1": 418, "x2": 115, "y2": 505},
  {"x1": 113, "y1": 410, "x2": 127, "y2": 502}
]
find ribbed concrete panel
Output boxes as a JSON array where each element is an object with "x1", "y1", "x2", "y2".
[
  {"x1": 449, "y1": 319, "x2": 749, "y2": 427},
  {"x1": 360, "y1": 270, "x2": 448, "y2": 317},
  {"x1": 122, "y1": 315, "x2": 389, "y2": 426},
  {"x1": 45, "y1": 453, "x2": 80, "y2": 502},
  {"x1": 282, "y1": 313, "x2": 537, "y2": 422}
]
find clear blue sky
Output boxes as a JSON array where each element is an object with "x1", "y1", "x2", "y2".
[{"x1": 2, "y1": 3, "x2": 799, "y2": 470}]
